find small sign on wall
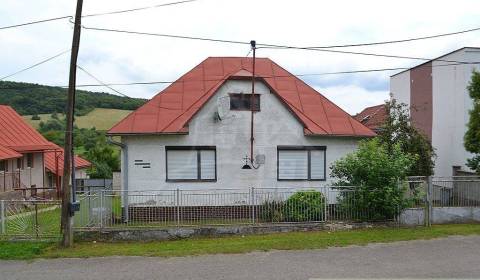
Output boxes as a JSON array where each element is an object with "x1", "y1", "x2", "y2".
[{"x1": 134, "y1": 159, "x2": 151, "y2": 169}]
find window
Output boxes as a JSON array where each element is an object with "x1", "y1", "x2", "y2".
[
  {"x1": 277, "y1": 146, "x2": 326, "y2": 181},
  {"x1": 26, "y1": 153, "x2": 34, "y2": 168},
  {"x1": 0, "y1": 160, "x2": 5, "y2": 172},
  {"x1": 16, "y1": 157, "x2": 23, "y2": 170},
  {"x1": 166, "y1": 146, "x2": 216, "y2": 181},
  {"x1": 229, "y1": 94, "x2": 260, "y2": 111}
]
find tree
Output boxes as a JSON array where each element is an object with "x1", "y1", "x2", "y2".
[
  {"x1": 465, "y1": 70, "x2": 480, "y2": 174},
  {"x1": 331, "y1": 139, "x2": 415, "y2": 220},
  {"x1": 378, "y1": 99, "x2": 435, "y2": 176},
  {"x1": 84, "y1": 136, "x2": 120, "y2": 179}
]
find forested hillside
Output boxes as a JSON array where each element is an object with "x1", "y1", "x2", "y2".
[{"x1": 0, "y1": 81, "x2": 146, "y2": 115}]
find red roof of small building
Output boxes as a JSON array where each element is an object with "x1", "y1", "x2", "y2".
[
  {"x1": 44, "y1": 148, "x2": 91, "y2": 176},
  {"x1": 0, "y1": 105, "x2": 59, "y2": 152},
  {"x1": 0, "y1": 145, "x2": 22, "y2": 160},
  {"x1": 354, "y1": 104, "x2": 387, "y2": 131},
  {"x1": 108, "y1": 57, "x2": 376, "y2": 137}
]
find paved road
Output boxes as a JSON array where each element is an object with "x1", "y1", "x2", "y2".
[{"x1": 1, "y1": 235, "x2": 480, "y2": 280}]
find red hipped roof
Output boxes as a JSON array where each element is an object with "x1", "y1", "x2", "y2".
[
  {"x1": 0, "y1": 145, "x2": 22, "y2": 160},
  {"x1": 0, "y1": 105, "x2": 59, "y2": 155},
  {"x1": 108, "y1": 57, "x2": 375, "y2": 137},
  {"x1": 44, "y1": 148, "x2": 91, "y2": 176},
  {"x1": 354, "y1": 104, "x2": 387, "y2": 131}
]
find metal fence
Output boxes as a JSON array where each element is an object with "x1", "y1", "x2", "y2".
[
  {"x1": 0, "y1": 200, "x2": 61, "y2": 240},
  {"x1": 73, "y1": 186, "x2": 397, "y2": 229}
]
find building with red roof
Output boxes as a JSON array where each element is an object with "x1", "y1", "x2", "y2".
[
  {"x1": 353, "y1": 104, "x2": 387, "y2": 133},
  {"x1": 44, "y1": 148, "x2": 91, "y2": 190},
  {"x1": 108, "y1": 57, "x2": 375, "y2": 193},
  {"x1": 0, "y1": 105, "x2": 90, "y2": 197}
]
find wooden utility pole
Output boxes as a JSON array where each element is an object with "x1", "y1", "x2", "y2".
[{"x1": 61, "y1": 0, "x2": 83, "y2": 247}]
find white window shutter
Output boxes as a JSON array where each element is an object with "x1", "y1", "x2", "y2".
[
  {"x1": 278, "y1": 150, "x2": 308, "y2": 180},
  {"x1": 310, "y1": 150, "x2": 325, "y2": 180},
  {"x1": 200, "y1": 150, "x2": 216, "y2": 180},
  {"x1": 167, "y1": 150, "x2": 198, "y2": 180}
]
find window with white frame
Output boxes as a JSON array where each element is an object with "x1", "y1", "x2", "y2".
[
  {"x1": 277, "y1": 146, "x2": 326, "y2": 181},
  {"x1": 166, "y1": 146, "x2": 216, "y2": 181}
]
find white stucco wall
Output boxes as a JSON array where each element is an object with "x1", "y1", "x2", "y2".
[
  {"x1": 19, "y1": 152, "x2": 44, "y2": 188},
  {"x1": 432, "y1": 48, "x2": 479, "y2": 176},
  {"x1": 121, "y1": 80, "x2": 363, "y2": 192},
  {"x1": 390, "y1": 70, "x2": 411, "y2": 108}
]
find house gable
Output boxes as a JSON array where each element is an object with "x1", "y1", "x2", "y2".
[{"x1": 108, "y1": 57, "x2": 375, "y2": 137}]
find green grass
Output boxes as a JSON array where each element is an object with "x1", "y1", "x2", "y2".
[
  {"x1": 23, "y1": 108, "x2": 132, "y2": 130},
  {"x1": 1, "y1": 224, "x2": 479, "y2": 260},
  {"x1": 4, "y1": 207, "x2": 61, "y2": 238}
]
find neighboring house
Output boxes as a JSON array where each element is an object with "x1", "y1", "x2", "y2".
[
  {"x1": 44, "y1": 148, "x2": 91, "y2": 191},
  {"x1": 0, "y1": 105, "x2": 58, "y2": 197},
  {"x1": 390, "y1": 47, "x2": 480, "y2": 176},
  {"x1": 353, "y1": 104, "x2": 387, "y2": 133},
  {"x1": 0, "y1": 105, "x2": 91, "y2": 198},
  {"x1": 108, "y1": 57, "x2": 375, "y2": 194}
]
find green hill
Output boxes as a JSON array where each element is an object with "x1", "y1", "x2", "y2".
[
  {"x1": 23, "y1": 108, "x2": 132, "y2": 131},
  {"x1": 0, "y1": 80, "x2": 146, "y2": 116}
]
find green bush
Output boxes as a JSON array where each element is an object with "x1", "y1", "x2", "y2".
[
  {"x1": 283, "y1": 190, "x2": 325, "y2": 222},
  {"x1": 331, "y1": 139, "x2": 415, "y2": 221},
  {"x1": 31, "y1": 114, "x2": 40, "y2": 120},
  {"x1": 260, "y1": 200, "x2": 285, "y2": 222}
]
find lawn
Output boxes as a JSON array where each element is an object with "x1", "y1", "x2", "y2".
[
  {"x1": 23, "y1": 108, "x2": 132, "y2": 130},
  {"x1": 1, "y1": 224, "x2": 479, "y2": 260}
]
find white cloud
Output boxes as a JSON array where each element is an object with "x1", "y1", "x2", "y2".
[
  {"x1": 316, "y1": 85, "x2": 389, "y2": 115},
  {"x1": 1, "y1": 0, "x2": 480, "y2": 112}
]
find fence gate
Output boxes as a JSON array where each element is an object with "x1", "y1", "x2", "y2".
[{"x1": 0, "y1": 200, "x2": 61, "y2": 240}]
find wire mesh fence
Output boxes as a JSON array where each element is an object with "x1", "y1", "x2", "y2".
[
  {"x1": 72, "y1": 186, "x2": 400, "y2": 229},
  {"x1": 0, "y1": 200, "x2": 61, "y2": 240}
]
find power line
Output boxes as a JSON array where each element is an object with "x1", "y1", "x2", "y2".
[
  {"x1": 0, "y1": 49, "x2": 70, "y2": 80},
  {"x1": 83, "y1": 26, "x2": 478, "y2": 64},
  {"x1": 1, "y1": 60, "x2": 478, "y2": 90},
  {"x1": 82, "y1": 0, "x2": 198, "y2": 18},
  {"x1": 76, "y1": 65, "x2": 127, "y2": 97},
  {"x1": 0, "y1": 0, "x2": 199, "y2": 30},
  {"x1": 305, "y1": 26, "x2": 480, "y2": 49}
]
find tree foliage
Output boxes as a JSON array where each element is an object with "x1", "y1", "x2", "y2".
[
  {"x1": 331, "y1": 139, "x2": 415, "y2": 220},
  {"x1": 0, "y1": 80, "x2": 146, "y2": 116},
  {"x1": 465, "y1": 70, "x2": 480, "y2": 174},
  {"x1": 38, "y1": 118, "x2": 120, "y2": 178},
  {"x1": 378, "y1": 99, "x2": 435, "y2": 176}
]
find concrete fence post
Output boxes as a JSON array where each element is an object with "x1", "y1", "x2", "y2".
[
  {"x1": 99, "y1": 191, "x2": 104, "y2": 229},
  {"x1": 176, "y1": 188, "x2": 180, "y2": 226},
  {"x1": 0, "y1": 200, "x2": 5, "y2": 235},
  {"x1": 425, "y1": 176, "x2": 433, "y2": 227},
  {"x1": 250, "y1": 187, "x2": 255, "y2": 224}
]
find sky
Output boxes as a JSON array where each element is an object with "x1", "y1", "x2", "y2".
[{"x1": 1, "y1": 0, "x2": 480, "y2": 114}]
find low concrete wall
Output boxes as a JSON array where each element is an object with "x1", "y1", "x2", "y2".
[
  {"x1": 399, "y1": 207, "x2": 480, "y2": 226},
  {"x1": 75, "y1": 222, "x2": 396, "y2": 242},
  {"x1": 433, "y1": 207, "x2": 480, "y2": 224},
  {"x1": 399, "y1": 208, "x2": 425, "y2": 226}
]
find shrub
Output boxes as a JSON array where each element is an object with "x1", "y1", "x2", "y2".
[
  {"x1": 283, "y1": 190, "x2": 325, "y2": 222},
  {"x1": 31, "y1": 114, "x2": 40, "y2": 120},
  {"x1": 331, "y1": 139, "x2": 415, "y2": 221},
  {"x1": 260, "y1": 200, "x2": 285, "y2": 223}
]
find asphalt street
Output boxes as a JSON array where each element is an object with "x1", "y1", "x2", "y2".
[{"x1": 1, "y1": 235, "x2": 480, "y2": 279}]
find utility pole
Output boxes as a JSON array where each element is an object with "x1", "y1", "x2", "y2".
[
  {"x1": 61, "y1": 0, "x2": 83, "y2": 247},
  {"x1": 249, "y1": 40, "x2": 256, "y2": 164}
]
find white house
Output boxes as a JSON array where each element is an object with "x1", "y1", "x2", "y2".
[
  {"x1": 390, "y1": 47, "x2": 480, "y2": 176},
  {"x1": 108, "y1": 57, "x2": 375, "y2": 194}
]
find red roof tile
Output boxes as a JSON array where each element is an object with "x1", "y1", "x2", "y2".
[
  {"x1": 354, "y1": 104, "x2": 387, "y2": 131},
  {"x1": 0, "y1": 105, "x2": 59, "y2": 152},
  {"x1": 0, "y1": 145, "x2": 22, "y2": 160},
  {"x1": 44, "y1": 148, "x2": 91, "y2": 176},
  {"x1": 108, "y1": 57, "x2": 376, "y2": 137}
]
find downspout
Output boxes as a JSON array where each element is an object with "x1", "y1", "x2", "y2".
[{"x1": 107, "y1": 136, "x2": 129, "y2": 222}]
